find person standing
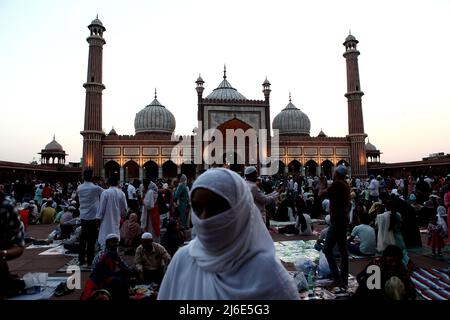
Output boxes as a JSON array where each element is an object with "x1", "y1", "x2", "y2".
[
  {"x1": 34, "y1": 184, "x2": 43, "y2": 208},
  {"x1": 368, "y1": 175, "x2": 380, "y2": 202},
  {"x1": 127, "y1": 179, "x2": 141, "y2": 217},
  {"x1": 97, "y1": 177, "x2": 128, "y2": 249},
  {"x1": 174, "y1": 174, "x2": 189, "y2": 228},
  {"x1": 244, "y1": 166, "x2": 279, "y2": 225},
  {"x1": 76, "y1": 169, "x2": 104, "y2": 267},
  {"x1": 322, "y1": 165, "x2": 350, "y2": 288}
]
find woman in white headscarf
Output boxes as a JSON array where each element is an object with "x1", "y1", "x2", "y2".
[
  {"x1": 141, "y1": 181, "x2": 160, "y2": 242},
  {"x1": 158, "y1": 168, "x2": 299, "y2": 300}
]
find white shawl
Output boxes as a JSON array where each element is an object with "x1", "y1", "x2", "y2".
[
  {"x1": 158, "y1": 168, "x2": 299, "y2": 300},
  {"x1": 375, "y1": 211, "x2": 396, "y2": 252}
]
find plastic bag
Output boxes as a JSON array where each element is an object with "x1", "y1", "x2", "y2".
[
  {"x1": 293, "y1": 272, "x2": 308, "y2": 292},
  {"x1": 318, "y1": 250, "x2": 331, "y2": 278},
  {"x1": 294, "y1": 257, "x2": 316, "y2": 275}
]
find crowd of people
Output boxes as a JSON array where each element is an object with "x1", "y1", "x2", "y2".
[{"x1": 0, "y1": 167, "x2": 448, "y2": 300}]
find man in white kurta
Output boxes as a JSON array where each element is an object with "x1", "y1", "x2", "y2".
[{"x1": 96, "y1": 179, "x2": 128, "y2": 248}]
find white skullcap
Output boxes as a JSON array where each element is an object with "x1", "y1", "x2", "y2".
[
  {"x1": 335, "y1": 165, "x2": 348, "y2": 176},
  {"x1": 70, "y1": 200, "x2": 77, "y2": 205},
  {"x1": 105, "y1": 233, "x2": 119, "y2": 241},
  {"x1": 244, "y1": 166, "x2": 257, "y2": 176},
  {"x1": 142, "y1": 232, "x2": 153, "y2": 240}
]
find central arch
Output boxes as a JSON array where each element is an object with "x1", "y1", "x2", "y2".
[
  {"x1": 124, "y1": 160, "x2": 139, "y2": 182},
  {"x1": 305, "y1": 160, "x2": 318, "y2": 177},
  {"x1": 143, "y1": 160, "x2": 158, "y2": 181},
  {"x1": 288, "y1": 160, "x2": 301, "y2": 174},
  {"x1": 321, "y1": 160, "x2": 334, "y2": 179},
  {"x1": 104, "y1": 160, "x2": 120, "y2": 180},
  {"x1": 181, "y1": 162, "x2": 196, "y2": 180},
  {"x1": 162, "y1": 160, "x2": 177, "y2": 178}
]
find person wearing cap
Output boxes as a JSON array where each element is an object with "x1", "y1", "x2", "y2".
[
  {"x1": 134, "y1": 232, "x2": 170, "y2": 285},
  {"x1": 96, "y1": 177, "x2": 128, "y2": 249},
  {"x1": 322, "y1": 164, "x2": 351, "y2": 289},
  {"x1": 27, "y1": 200, "x2": 39, "y2": 224},
  {"x1": 244, "y1": 166, "x2": 279, "y2": 225},
  {"x1": 81, "y1": 234, "x2": 132, "y2": 300}
]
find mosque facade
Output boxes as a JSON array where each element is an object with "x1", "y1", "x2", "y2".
[{"x1": 81, "y1": 17, "x2": 375, "y2": 183}]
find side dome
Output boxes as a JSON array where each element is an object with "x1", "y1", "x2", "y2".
[
  {"x1": 45, "y1": 136, "x2": 63, "y2": 151},
  {"x1": 365, "y1": 141, "x2": 377, "y2": 151},
  {"x1": 134, "y1": 95, "x2": 176, "y2": 135},
  {"x1": 272, "y1": 98, "x2": 311, "y2": 136}
]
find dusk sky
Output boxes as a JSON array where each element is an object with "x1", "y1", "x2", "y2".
[{"x1": 1, "y1": 0, "x2": 449, "y2": 164}]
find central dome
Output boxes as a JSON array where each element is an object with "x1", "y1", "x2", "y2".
[
  {"x1": 205, "y1": 67, "x2": 247, "y2": 100},
  {"x1": 272, "y1": 97, "x2": 311, "y2": 136},
  {"x1": 134, "y1": 94, "x2": 176, "y2": 135}
]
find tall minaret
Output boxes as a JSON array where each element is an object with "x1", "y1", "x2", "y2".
[
  {"x1": 81, "y1": 16, "x2": 106, "y2": 176},
  {"x1": 343, "y1": 32, "x2": 368, "y2": 178}
]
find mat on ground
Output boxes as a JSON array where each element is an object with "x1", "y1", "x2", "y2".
[
  {"x1": 411, "y1": 268, "x2": 450, "y2": 300},
  {"x1": 274, "y1": 240, "x2": 319, "y2": 264},
  {"x1": 8, "y1": 277, "x2": 69, "y2": 300}
]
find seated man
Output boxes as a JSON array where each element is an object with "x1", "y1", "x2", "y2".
[
  {"x1": 0, "y1": 190, "x2": 25, "y2": 300},
  {"x1": 315, "y1": 215, "x2": 331, "y2": 251},
  {"x1": 81, "y1": 234, "x2": 133, "y2": 300},
  {"x1": 40, "y1": 199, "x2": 56, "y2": 224},
  {"x1": 347, "y1": 214, "x2": 376, "y2": 256},
  {"x1": 353, "y1": 245, "x2": 416, "y2": 300},
  {"x1": 134, "y1": 232, "x2": 170, "y2": 285},
  {"x1": 63, "y1": 226, "x2": 82, "y2": 254}
]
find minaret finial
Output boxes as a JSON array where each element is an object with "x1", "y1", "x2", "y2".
[
  {"x1": 53, "y1": 134, "x2": 55, "y2": 140},
  {"x1": 349, "y1": 29, "x2": 352, "y2": 35},
  {"x1": 223, "y1": 64, "x2": 227, "y2": 79},
  {"x1": 289, "y1": 92, "x2": 292, "y2": 103},
  {"x1": 96, "y1": 13, "x2": 99, "y2": 19},
  {"x1": 154, "y1": 88, "x2": 157, "y2": 99}
]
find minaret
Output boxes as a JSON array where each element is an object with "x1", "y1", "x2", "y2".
[
  {"x1": 343, "y1": 32, "x2": 367, "y2": 178},
  {"x1": 195, "y1": 74, "x2": 205, "y2": 172},
  {"x1": 262, "y1": 76, "x2": 272, "y2": 139},
  {"x1": 81, "y1": 16, "x2": 106, "y2": 176}
]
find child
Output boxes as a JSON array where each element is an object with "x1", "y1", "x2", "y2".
[{"x1": 428, "y1": 215, "x2": 445, "y2": 256}]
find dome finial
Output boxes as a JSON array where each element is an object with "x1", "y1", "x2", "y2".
[
  {"x1": 154, "y1": 88, "x2": 157, "y2": 99},
  {"x1": 53, "y1": 134, "x2": 55, "y2": 141},
  {"x1": 96, "y1": 13, "x2": 99, "y2": 20},
  {"x1": 289, "y1": 92, "x2": 292, "y2": 103},
  {"x1": 223, "y1": 64, "x2": 227, "y2": 79},
  {"x1": 349, "y1": 28, "x2": 351, "y2": 35}
]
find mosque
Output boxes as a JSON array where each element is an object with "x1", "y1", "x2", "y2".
[{"x1": 81, "y1": 17, "x2": 380, "y2": 183}]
